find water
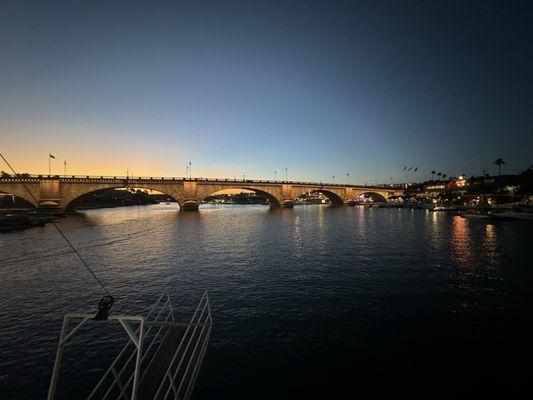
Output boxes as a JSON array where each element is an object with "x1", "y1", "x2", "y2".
[{"x1": 1, "y1": 204, "x2": 532, "y2": 398}]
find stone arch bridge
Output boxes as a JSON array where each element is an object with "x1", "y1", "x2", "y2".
[{"x1": 0, "y1": 175, "x2": 404, "y2": 211}]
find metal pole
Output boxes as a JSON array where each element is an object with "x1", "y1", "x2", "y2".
[
  {"x1": 131, "y1": 320, "x2": 144, "y2": 400},
  {"x1": 285, "y1": 168, "x2": 288, "y2": 181},
  {"x1": 47, "y1": 316, "x2": 69, "y2": 400},
  {"x1": 64, "y1": 161, "x2": 66, "y2": 178},
  {"x1": 49, "y1": 155, "x2": 51, "y2": 176}
]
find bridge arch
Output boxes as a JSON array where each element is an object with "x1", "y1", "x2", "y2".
[
  {"x1": 63, "y1": 185, "x2": 183, "y2": 210},
  {"x1": 0, "y1": 184, "x2": 39, "y2": 207},
  {"x1": 356, "y1": 192, "x2": 388, "y2": 203},
  {"x1": 296, "y1": 189, "x2": 344, "y2": 206},
  {"x1": 198, "y1": 187, "x2": 282, "y2": 208},
  {"x1": 0, "y1": 191, "x2": 37, "y2": 208}
]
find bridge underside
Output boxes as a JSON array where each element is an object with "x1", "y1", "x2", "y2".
[
  {"x1": 354, "y1": 192, "x2": 388, "y2": 203},
  {"x1": 306, "y1": 189, "x2": 344, "y2": 206}
]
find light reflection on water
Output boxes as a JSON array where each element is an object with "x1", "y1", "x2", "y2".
[
  {"x1": 451, "y1": 214, "x2": 474, "y2": 266},
  {"x1": 0, "y1": 204, "x2": 532, "y2": 398},
  {"x1": 483, "y1": 223, "x2": 501, "y2": 269}
]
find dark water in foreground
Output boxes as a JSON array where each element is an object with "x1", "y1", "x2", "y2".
[{"x1": 1, "y1": 204, "x2": 532, "y2": 398}]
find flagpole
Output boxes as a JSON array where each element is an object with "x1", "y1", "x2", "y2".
[{"x1": 49, "y1": 154, "x2": 51, "y2": 176}]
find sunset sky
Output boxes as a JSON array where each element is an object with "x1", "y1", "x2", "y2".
[{"x1": 1, "y1": 1, "x2": 532, "y2": 183}]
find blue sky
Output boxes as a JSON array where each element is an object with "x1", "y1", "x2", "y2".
[{"x1": 1, "y1": 0, "x2": 532, "y2": 182}]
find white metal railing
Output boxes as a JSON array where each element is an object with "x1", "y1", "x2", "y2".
[
  {"x1": 47, "y1": 290, "x2": 212, "y2": 400},
  {"x1": 88, "y1": 291, "x2": 173, "y2": 400},
  {"x1": 153, "y1": 291, "x2": 212, "y2": 400}
]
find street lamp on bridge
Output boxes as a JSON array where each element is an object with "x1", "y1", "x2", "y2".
[{"x1": 48, "y1": 153, "x2": 55, "y2": 175}]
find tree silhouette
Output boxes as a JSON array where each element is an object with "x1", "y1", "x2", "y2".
[
  {"x1": 431, "y1": 170, "x2": 436, "y2": 181},
  {"x1": 442, "y1": 174, "x2": 447, "y2": 180},
  {"x1": 494, "y1": 158, "x2": 506, "y2": 176}
]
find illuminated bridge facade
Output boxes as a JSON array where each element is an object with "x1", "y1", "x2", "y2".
[{"x1": 0, "y1": 175, "x2": 405, "y2": 211}]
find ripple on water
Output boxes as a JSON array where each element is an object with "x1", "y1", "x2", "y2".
[{"x1": 1, "y1": 204, "x2": 532, "y2": 398}]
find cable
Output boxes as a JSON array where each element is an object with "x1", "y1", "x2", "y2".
[
  {"x1": 52, "y1": 223, "x2": 110, "y2": 296},
  {"x1": 0, "y1": 152, "x2": 111, "y2": 296},
  {"x1": 0, "y1": 229, "x2": 153, "y2": 268}
]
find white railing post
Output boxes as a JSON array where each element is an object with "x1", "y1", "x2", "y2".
[
  {"x1": 47, "y1": 315, "x2": 69, "y2": 400},
  {"x1": 131, "y1": 319, "x2": 144, "y2": 400}
]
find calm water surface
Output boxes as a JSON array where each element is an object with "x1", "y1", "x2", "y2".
[{"x1": 1, "y1": 204, "x2": 532, "y2": 398}]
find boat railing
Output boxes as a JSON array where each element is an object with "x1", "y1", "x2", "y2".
[
  {"x1": 47, "y1": 290, "x2": 212, "y2": 400},
  {"x1": 152, "y1": 290, "x2": 212, "y2": 400}
]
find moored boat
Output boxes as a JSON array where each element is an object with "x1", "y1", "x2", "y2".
[
  {"x1": 459, "y1": 210, "x2": 493, "y2": 219},
  {"x1": 0, "y1": 213, "x2": 50, "y2": 231}
]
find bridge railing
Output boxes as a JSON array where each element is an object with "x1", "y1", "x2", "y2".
[{"x1": 0, "y1": 174, "x2": 405, "y2": 189}]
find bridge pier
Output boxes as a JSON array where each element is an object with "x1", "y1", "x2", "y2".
[
  {"x1": 280, "y1": 184, "x2": 294, "y2": 208},
  {"x1": 37, "y1": 204, "x2": 63, "y2": 215},
  {"x1": 181, "y1": 200, "x2": 199, "y2": 211},
  {"x1": 281, "y1": 200, "x2": 294, "y2": 208}
]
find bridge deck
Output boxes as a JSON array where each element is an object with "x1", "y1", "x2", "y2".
[{"x1": 0, "y1": 174, "x2": 405, "y2": 190}]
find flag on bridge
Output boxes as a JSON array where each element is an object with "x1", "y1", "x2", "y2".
[{"x1": 49, "y1": 153, "x2": 55, "y2": 159}]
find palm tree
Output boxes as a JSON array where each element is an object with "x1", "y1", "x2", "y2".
[
  {"x1": 494, "y1": 158, "x2": 506, "y2": 176},
  {"x1": 442, "y1": 174, "x2": 447, "y2": 180},
  {"x1": 437, "y1": 172, "x2": 442, "y2": 180},
  {"x1": 431, "y1": 170, "x2": 436, "y2": 181}
]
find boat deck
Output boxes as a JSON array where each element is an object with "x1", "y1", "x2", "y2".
[{"x1": 139, "y1": 322, "x2": 210, "y2": 400}]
